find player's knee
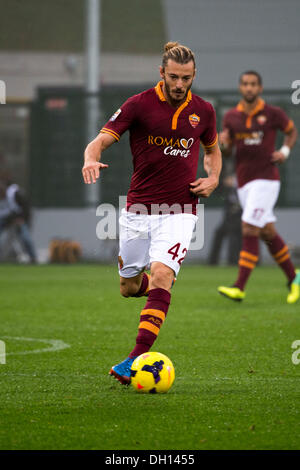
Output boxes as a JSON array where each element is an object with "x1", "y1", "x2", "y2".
[
  {"x1": 242, "y1": 223, "x2": 260, "y2": 238},
  {"x1": 150, "y1": 267, "x2": 174, "y2": 290},
  {"x1": 260, "y1": 225, "x2": 276, "y2": 241},
  {"x1": 119, "y1": 280, "x2": 131, "y2": 298},
  {"x1": 119, "y1": 279, "x2": 139, "y2": 298}
]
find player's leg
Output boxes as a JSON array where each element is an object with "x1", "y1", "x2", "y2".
[
  {"x1": 126, "y1": 261, "x2": 173, "y2": 362},
  {"x1": 126, "y1": 213, "x2": 196, "y2": 362},
  {"x1": 218, "y1": 180, "x2": 266, "y2": 301},
  {"x1": 111, "y1": 265, "x2": 170, "y2": 385},
  {"x1": 109, "y1": 210, "x2": 151, "y2": 384},
  {"x1": 110, "y1": 212, "x2": 197, "y2": 385},
  {"x1": 260, "y1": 222, "x2": 295, "y2": 282},
  {"x1": 119, "y1": 272, "x2": 150, "y2": 298},
  {"x1": 117, "y1": 208, "x2": 151, "y2": 298},
  {"x1": 218, "y1": 179, "x2": 285, "y2": 301},
  {"x1": 234, "y1": 221, "x2": 260, "y2": 289},
  {"x1": 260, "y1": 223, "x2": 299, "y2": 304},
  {"x1": 218, "y1": 221, "x2": 259, "y2": 300}
]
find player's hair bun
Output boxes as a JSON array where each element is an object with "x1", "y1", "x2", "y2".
[
  {"x1": 162, "y1": 42, "x2": 196, "y2": 69},
  {"x1": 164, "y1": 41, "x2": 179, "y2": 52}
]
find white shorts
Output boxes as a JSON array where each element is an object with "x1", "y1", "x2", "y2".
[
  {"x1": 118, "y1": 209, "x2": 198, "y2": 278},
  {"x1": 237, "y1": 179, "x2": 280, "y2": 228}
]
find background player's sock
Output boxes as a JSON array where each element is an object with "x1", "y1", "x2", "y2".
[
  {"x1": 132, "y1": 272, "x2": 150, "y2": 297},
  {"x1": 234, "y1": 235, "x2": 259, "y2": 291},
  {"x1": 129, "y1": 288, "x2": 171, "y2": 359},
  {"x1": 265, "y1": 233, "x2": 296, "y2": 283}
]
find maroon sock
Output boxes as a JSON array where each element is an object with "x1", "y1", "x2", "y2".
[
  {"x1": 265, "y1": 233, "x2": 296, "y2": 283},
  {"x1": 234, "y1": 235, "x2": 259, "y2": 291},
  {"x1": 129, "y1": 288, "x2": 171, "y2": 358},
  {"x1": 132, "y1": 273, "x2": 150, "y2": 297}
]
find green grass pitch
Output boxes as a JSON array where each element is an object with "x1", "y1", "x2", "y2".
[{"x1": 0, "y1": 264, "x2": 299, "y2": 450}]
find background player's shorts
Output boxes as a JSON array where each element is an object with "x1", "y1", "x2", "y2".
[
  {"x1": 118, "y1": 209, "x2": 198, "y2": 278},
  {"x1": 237, "y1": 179, "x2": 281, "y2": 228}
]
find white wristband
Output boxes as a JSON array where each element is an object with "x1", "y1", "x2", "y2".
[{"x1": 280, "y1": 145, "x2": 290, "y2": 159}]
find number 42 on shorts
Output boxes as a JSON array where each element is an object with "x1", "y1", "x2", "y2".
[{"x1": 168, "y1": 243, "x2": 187, "y2": 265}]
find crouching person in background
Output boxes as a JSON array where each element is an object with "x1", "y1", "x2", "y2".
[{"x1": 0, "y1": 178, "x2": 37, "y2": 264}]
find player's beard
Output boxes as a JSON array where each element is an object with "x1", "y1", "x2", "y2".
[
  {"x1": 164, "y1": 80, "x2": 192, "y2": 106},
  {"x1": 243, "y1": 93, "x2": 259, "y2": 104}
]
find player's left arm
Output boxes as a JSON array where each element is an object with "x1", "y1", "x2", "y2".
[
  {"x1": 189, "y1": 143, "x2": 222, "y2": 198},
  {"x1": 271, "y1": 119, "x2": 298, "y2": 164}
]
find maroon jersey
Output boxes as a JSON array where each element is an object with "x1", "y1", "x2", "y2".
[
  {"x1": 223, "y1": 98, "x2": 294, "y2": 188},
  {"x1": 100, "y1": 81, "x2": 218, "y2": 213}
]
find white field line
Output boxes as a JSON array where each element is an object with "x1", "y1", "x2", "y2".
[{"x1": 1, "y1": 336, "x2": 70, "y2": 356}]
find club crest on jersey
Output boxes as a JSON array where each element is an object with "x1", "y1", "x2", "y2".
[
  {"x1": 189, "y1": 113, "x2": 200, "y2": 128},
  {"x1": 110, "y1": 108, "x2": 121, "y2": 121},
  {"x1": 257, "y1": 115, "x2": 267, "y2": 125}
]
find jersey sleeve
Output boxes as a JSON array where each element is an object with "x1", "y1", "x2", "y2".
[
  {"x1": 100, "y1": 95, "x2": 138, "y2": 141},
  {"x1": 272, "y1": 107, "x2": 294, "y2": 133},
  {"x1": 200, "y1": 103, "x2": 218, "y2": 150}
]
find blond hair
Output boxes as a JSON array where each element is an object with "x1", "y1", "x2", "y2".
[{"x1": 162, "y1": 41, "x2": 196, "y2": 69}]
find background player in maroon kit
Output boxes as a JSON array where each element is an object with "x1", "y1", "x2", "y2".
[
  {"x1": 82, "y1": 42, "x2": 222, "y2": 384},
  {"x1": 218, "y1": 71, "x2": 299, "y2": 304}
]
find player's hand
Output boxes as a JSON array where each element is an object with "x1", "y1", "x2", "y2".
[
  {"x1": 218, "y1": 128, "x2": 231, "y2": 149},
  {"x1": 82, "y1": 160, "x2": 109, "y2": 184},
  {"x1": 271, "y1": 151, "x2": 286, "y2": 164},
  {"x1": 189, "y1": 176, "x2": 219, "y2": 198}
]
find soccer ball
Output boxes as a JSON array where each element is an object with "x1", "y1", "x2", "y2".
[{"x1": 130, "y1": 352, "x2": 175, "y2": 393}]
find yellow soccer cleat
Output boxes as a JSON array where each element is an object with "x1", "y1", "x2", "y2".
[
  {"x1": 218, "y1": 286, "x2": 246, "y2": 302},
  {"x1": 287, "y1": 270, "x2": 300, "y2": 304}
]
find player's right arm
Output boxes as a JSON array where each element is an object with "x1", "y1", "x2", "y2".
[
  {"x1": 219, "y1": 111, "x2": 234, "y2": 156},
  {"x1": 82, "y1": 132, "x2": 115, "y2": 184},
  {"x1": 82, "y1": 95, "x2": 138, "y2": 184},
  {"x1": 218, "y1": 128, "x2": 233, "y2": 155}
]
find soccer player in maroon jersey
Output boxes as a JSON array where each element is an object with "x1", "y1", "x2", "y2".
[
  {"x1": 218, "y1": 71, "x2": 299, "y2": 304},
  {"x1": 82, "y1": 42, "x2": 222, "y2": 385}
]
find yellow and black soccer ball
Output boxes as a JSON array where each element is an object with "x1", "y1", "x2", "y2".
[{"x1": 130, "y1": 352, "x2": 175, "y2": 393}]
